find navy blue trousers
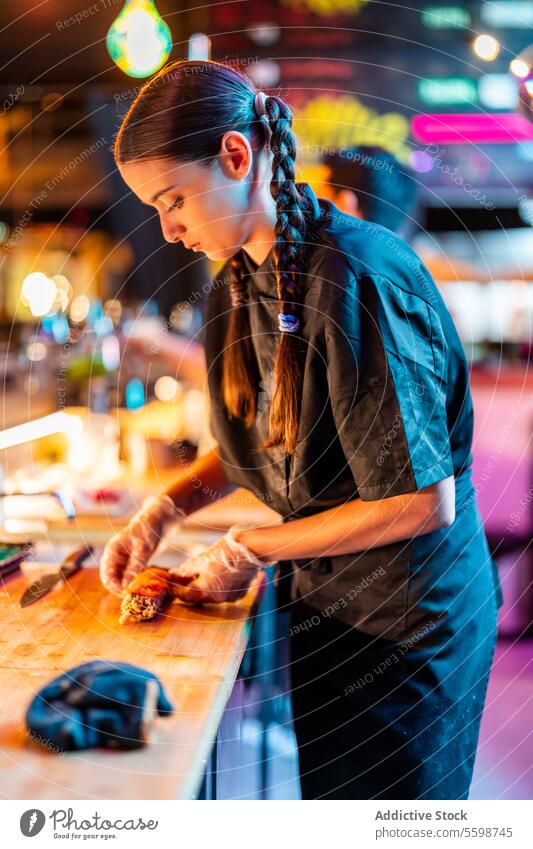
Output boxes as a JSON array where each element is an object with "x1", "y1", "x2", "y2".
[{"x1": 288, "y1": 589, "x2": 498, "y2": 800}]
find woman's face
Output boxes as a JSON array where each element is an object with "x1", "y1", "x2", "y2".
[{"x1": 117, "y1": 131, "x2": 265, "y2": 262}]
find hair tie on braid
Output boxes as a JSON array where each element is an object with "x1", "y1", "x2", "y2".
[
  {"x1": 278, "y1": 313, "x2": 300, "y2": 333},
  {"x1": 254, "y1": 91, "x2": 268, "y2": 117}
]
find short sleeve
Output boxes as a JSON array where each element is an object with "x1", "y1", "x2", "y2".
[{"x1": 326, "y1": 273, "x2": 454, "y2": 501}]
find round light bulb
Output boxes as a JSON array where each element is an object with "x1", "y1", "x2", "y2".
[
  {"x1": 21, "y1": 272, "x2": 57, "y2": 317},
  {"x1": 154, "y1": 376, "x2": 180, "y2": 401},
  {"x1": 510, "y1": 58, "x2": 530, "y2": 79},
  {"x1": 107, "y1": 0, "x2": 172, "y2": 78},
  {"x1": 70, "y1": 295, "x2": 90, "y2": 323},
  {"x1": 473, "y1": 34, "x2": 500, "y2": 62}
]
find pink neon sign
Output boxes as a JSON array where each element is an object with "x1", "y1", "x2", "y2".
[{"x1": 411, "y1": 112, "x2": 533, "y2": 144}]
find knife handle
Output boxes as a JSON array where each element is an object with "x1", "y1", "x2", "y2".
[
  {"x1": 0, "y1": 558, "x2": 24, "y2": 580},
  {"x1": 59, "y1": 545, "x2": 94, "y2": 579}
]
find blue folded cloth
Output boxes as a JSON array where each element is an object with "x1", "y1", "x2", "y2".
[{"x1": 26, "y1": 660, "x2": 174, "y2": 752}]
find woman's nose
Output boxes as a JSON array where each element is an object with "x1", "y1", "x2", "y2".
[{"x1": 159, "y1": 215, "x2": 185, "y2": 245}]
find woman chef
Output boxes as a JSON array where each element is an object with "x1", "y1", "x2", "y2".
[{"x1": 101, "y1": 60, "x2": 503, "y2": 800}]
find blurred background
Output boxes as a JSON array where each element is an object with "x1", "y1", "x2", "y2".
[{"x1": 0, "y1": 0, "x2": 532, "y2": 799}]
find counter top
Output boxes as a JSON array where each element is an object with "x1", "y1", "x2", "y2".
[{"x1": 0, "y1": 559, "x2": 265, "y2": 799}]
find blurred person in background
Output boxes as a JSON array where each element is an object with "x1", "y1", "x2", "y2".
[
  {"x1": 323, "y1": 145, "x2": 418, "y2": 240},
  {"x1": 126, "y1": 330, "x2": 207, "y2": 388}
]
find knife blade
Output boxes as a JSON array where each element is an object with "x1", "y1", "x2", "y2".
[{"x1": 19, "y1": 545, "x2": 94, "y2": 607}]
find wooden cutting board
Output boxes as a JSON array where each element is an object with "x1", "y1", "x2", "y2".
[{"x1": 0, "y1": 563, "x2": 265, "y2": 799}]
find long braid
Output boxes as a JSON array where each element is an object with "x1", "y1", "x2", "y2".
[
  {"x1": 220, "y1": 87, "x2": 311, "y2": 453},
  {"x1": 262, "y1": 95, "x2": 309, "y2": 453}
]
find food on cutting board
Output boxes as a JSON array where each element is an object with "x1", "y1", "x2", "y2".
[{"x1": 119, "y1": 566, "x2": 198, "y2": 624}]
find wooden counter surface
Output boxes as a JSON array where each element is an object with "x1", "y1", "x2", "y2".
[{"x1": 0, "y1": 560, "x2": 265, "y2": 800}]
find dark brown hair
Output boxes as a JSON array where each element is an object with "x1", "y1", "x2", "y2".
[{"x1": 114, "y1": 59, "x2": 312, "y2": 453}]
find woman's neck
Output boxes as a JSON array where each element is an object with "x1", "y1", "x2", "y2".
[
  {"x1": 242, "y1": 225, "x2": 275, "y2": 266},
  {"x1": 241, "y1": 186, "x2": 277, "y2": 266}
]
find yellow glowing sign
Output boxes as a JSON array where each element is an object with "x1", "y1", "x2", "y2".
[
  {"x1": 294, "y1": 95, "x2": 411, "y2": 161},
  {"x1": 281, "y1": 0, "x2": 369, "y2": 14}
]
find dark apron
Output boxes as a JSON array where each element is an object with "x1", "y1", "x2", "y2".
[{"x1": 288, "y1": 519, "x2": 500, "y2": 799}]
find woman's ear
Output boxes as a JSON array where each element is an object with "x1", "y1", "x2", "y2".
[{"x1": 219, "y1": 131, "x2": 253, "y2": 180}]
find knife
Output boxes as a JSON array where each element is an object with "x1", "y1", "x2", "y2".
[{"x1": 19, "y1": 545, "x2": 94, "y2": 607}]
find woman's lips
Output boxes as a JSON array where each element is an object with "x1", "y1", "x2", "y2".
[{"x1": 191, "y1": 242, "x2": 201, "y2": 251}]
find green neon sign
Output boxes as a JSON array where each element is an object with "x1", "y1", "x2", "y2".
[
  {"x1": 422, "y1": 6, "x2": 471, "y2": 29},
  {"x1": 418, "y1": 77, "x2": 478, "y2": 105}
]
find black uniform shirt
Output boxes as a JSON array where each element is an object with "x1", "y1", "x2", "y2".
[{"x1": 204, "y1": 183, "x2": 503, "y2": 640}]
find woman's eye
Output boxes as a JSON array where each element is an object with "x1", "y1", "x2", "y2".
[{"x1": 167, "y1": 198, "x2": 183, "y2": 212}]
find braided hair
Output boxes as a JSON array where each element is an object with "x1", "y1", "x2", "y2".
[
  {"x1": 114, "y1": 60, "x2": 311, "y2": 454},
  {"x1": 224, "y1": 93, "x2": 310, "y2": 453}
]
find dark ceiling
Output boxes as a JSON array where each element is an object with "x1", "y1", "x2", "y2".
[
  {"x1": 0, "y1": 0, "x2": 196, "y2": 85},
  {"x1": 2, "y1": 1, "x2": 530, "y2": 88}
]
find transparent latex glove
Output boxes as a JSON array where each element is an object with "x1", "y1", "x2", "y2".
[
  {"x1": 168, "y1": 524, "x2": 276, "y2": 605},
  {"x1": 100, "y1": 494, "x2": 185, "y2": 597}
]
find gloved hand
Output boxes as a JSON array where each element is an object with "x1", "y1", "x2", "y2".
[
  {"x1": 100, "y1": 494, "x2": 185, "y2": 597},
  {"x1": 169, "y1": 525, "x2": 275, "y2": 604}
]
